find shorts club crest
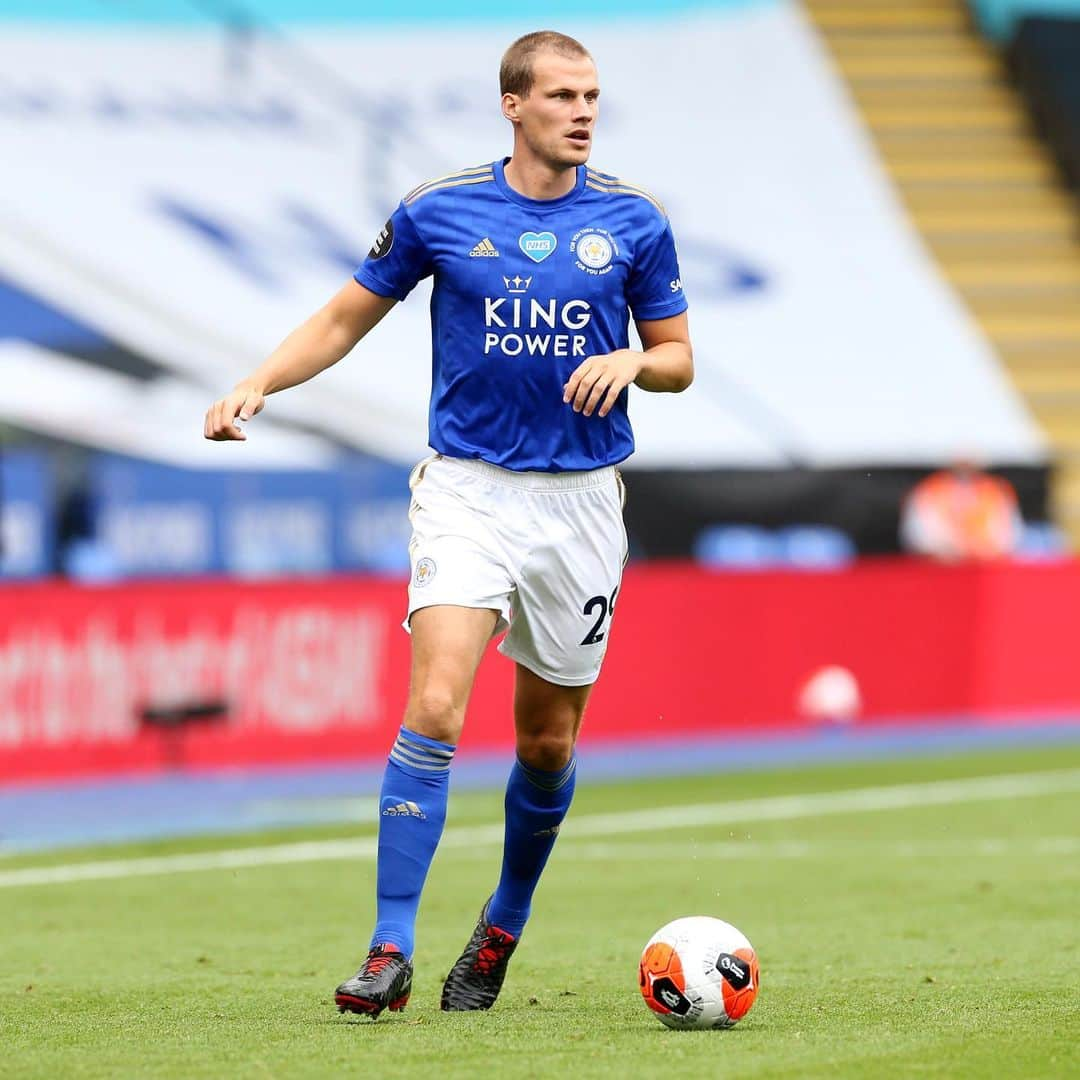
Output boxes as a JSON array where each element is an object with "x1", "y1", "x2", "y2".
[{"x1": 413, "y1": 557, "x2": 437, "y2": 588}]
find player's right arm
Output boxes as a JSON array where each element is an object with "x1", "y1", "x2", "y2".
[
  {"x1": 203, "y1": 280, "x2": 396, "y2": 441},
  {"x1": 205, "y1": 189, "x2": 432, "y2": 441}
]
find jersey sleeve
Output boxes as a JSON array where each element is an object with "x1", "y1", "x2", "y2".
[
  {"x1": 627, "y1": 217, "x2": 688, "y2": 321},
  {"x1": 353, "y1": 200, "x2": 433, "y2": 301}
]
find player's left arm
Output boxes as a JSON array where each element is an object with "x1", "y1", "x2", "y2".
[{"x1": 563, "y1": 312, "x2": 694, "y2": 418}]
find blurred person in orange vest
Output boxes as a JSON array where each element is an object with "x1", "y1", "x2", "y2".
[{"x1": 900, "y1": 459, "x2": 1023, "y2": 561}]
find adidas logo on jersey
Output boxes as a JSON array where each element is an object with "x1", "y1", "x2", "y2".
[
  {"x1": 469, "y1": 237, "x2": 500, "y2": 257},
  {"x1": 382, "y1": 801, "x2": 426, "y2": 819}
]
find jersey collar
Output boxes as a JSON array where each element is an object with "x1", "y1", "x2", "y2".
[{"x1": 493, "y1": 158, "x2": 586, "y2": 211}]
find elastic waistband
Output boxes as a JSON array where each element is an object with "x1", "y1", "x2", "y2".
[{"x1": 439, "y1": 455, "x2": 617, "y2": 493}]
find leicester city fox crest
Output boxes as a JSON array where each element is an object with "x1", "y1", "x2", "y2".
[
  {"x1": 571, "y1": 228, "x2": 617, "y2": 274},
  {"x1": 413, "y1": 557, "x2": 437, "y2": 588}
]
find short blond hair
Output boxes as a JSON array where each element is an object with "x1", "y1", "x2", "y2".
[{"x1": 500, "y1": 31, "x2": 592, "y2": 98}]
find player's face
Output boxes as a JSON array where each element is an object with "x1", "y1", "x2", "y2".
[{"x1": 508, "y1": 52, "x2": 600, "y2": 169}]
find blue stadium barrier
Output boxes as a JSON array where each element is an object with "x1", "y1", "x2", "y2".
[
  {"x1": 693, "y1": 524, "x2": 783, "y2": 568},
  {"x1": 1015, "y1": 521, "x2": 1071, "y2": 560},
  {"x1": 0, "y1": 450, "x2": 54, "y2": 578},
  {"x1": 335, "y1": 455, "x2": 414, "y2": 574},
  {"x1": 694, "y1": 523, "x2": 857, "y2": 570},
  {"x1": 775, "y1": 525, "x2": 856, "y2": 569},
  {"x1": 83, "y1": 453, "x2": 412, "y2": 578},
  {"x1": 89, "y1": 457, "x2": 226, "y2": 577}
]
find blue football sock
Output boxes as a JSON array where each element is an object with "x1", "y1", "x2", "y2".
[
  {"x1": 487, "y1": 755, "x2": 577, "y2": 938},
  {"x1": 369, "y1": 727, "x2": 455, "y2": 958}
]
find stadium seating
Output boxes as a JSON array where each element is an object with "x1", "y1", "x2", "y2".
[
  {"x1": 804, "y1": 0, "x2": 1080, "y2": 545},
  {"x1": 968, "y1": 0, "x2": 1080, "y2": 40},
  {"x1": 1007, "y1": 16, "x2": 1080, "y2": 189}
]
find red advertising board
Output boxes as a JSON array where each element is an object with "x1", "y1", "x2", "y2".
[{"x1": 2, "y1": 559, "x2": 1078, "y2": 783}]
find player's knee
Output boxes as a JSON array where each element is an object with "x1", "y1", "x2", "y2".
[
  {"x1": 516, "y1": 730, "x2": 575, "y2": 772},
  {"x1": 404, "y1": 689, "x2": 464, "y2": 745}
]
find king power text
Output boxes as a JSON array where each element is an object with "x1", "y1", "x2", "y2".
[{"x1": 483, "y1": 297, "x2": 592, "y2": 358}]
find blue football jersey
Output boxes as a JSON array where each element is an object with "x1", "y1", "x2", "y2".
[{"x1": 354, "y1": 158, "x2": 687, "y2": 472}]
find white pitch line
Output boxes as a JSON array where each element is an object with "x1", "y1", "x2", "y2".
[
  {"x1": 556, "y1": 767, "x2": 1080, "y2": 838},
  {"x1": 1, "y1": 768, "x2": 1078, "y2": 890},
  {"x1": 531, "y1": 836, "x2": 1080, "y2": 861}
]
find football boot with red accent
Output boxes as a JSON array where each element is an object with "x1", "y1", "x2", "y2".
[
  {"x1": 440, "y1": 898, "x2": 519, "y2": 1011},
  {"x1": 334, "y1": 944, "x2": 412, "y2": 1018}
]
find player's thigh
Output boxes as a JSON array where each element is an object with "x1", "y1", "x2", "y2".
[
  {"x1": 500, "y1": 485, "x2": 626, "y2": 687},
  {"x1": 406, "y1": 456, "x2": 515, "y2": 632},
  {"x1": 405, "y1": 605, "x2": 500, "y2": 743}
]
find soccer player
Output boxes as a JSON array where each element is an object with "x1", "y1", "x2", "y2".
[{"x1": 203, "y1": 30, "x2": 692, "y2": 1016}]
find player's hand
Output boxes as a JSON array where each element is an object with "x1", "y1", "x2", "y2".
[
  {"x1": 563, "y1": 350, "x2": 644, "y2": 418},
  {"x1": 203, "y1": 385, "x2": 265, "y2": 441}
]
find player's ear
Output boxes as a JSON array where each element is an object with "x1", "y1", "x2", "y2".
[{"x1": 502, "y1": 92, "x2": 521, "y2": 124}]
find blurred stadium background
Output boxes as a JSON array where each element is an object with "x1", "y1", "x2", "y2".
[
  {"x1": 4, "y1": 5, "x2": 1080, "y2": 1076},
  {"x1": 3, "y1": 0, "x2": 1080, "y2": 841}
]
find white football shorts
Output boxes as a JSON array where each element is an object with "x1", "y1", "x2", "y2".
[{"x1": 404, "y1": 454, "x2": 628, "y2": 687}]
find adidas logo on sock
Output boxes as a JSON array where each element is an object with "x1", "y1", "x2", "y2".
[
  {"x1": 383, "y1": 800, "x2": 426, "y2": 819},
  {"x1": 468, "y1": 237, "x2": 499, "y2": 257},
  {"x1": 532, "y1": 825, "x2": 560, "y2": 838}
]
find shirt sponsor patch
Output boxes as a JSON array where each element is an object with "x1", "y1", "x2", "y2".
[{"x1": 519, "y1": 231, "x2": 557, "y2": 263}]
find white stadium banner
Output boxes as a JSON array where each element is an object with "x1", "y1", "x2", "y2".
[
  {"x1": 0, "y1": 341, "x2": 336, "y2": 468},
  {"x1": 0, "y1": 1, "x2": 1046, "y2": 468}
]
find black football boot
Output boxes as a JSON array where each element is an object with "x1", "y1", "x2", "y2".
[
  {"x1": 440, "y1": 898, "x2": 519, "y2": 1011},
  {"x1": 334, "y1": 944, "x2": 413, "y2": 1018}
]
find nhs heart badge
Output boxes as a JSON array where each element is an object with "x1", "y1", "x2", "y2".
[{"x1": 519, "y1": 231, "x2": 557, "y2": 263}]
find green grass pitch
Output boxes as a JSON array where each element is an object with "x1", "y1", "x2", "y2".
[{"x1": 3, "y1": 745, "x2": 1079, "y2": 1078}]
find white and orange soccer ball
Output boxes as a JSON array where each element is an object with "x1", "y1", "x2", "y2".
[{"x1": 639, "y1": 916, "x2": 760, "y2": 1030}]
